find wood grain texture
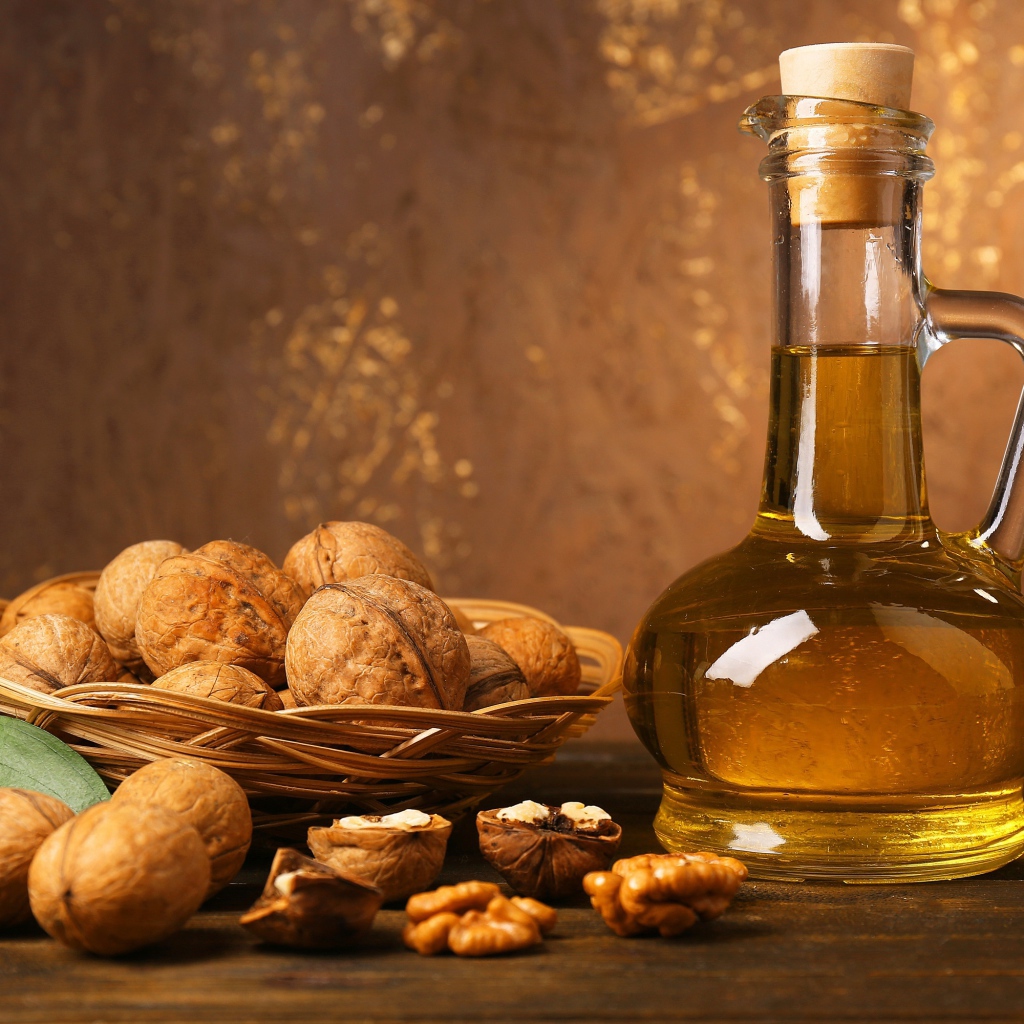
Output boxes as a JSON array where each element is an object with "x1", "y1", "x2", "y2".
[{"x1": 3, "y1": 744, "x2": 1024, "y2": 1022}]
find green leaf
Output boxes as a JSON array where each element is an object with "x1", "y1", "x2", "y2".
[{"x1": 0, "y1": 718, "x2": 110, "y2": 812}]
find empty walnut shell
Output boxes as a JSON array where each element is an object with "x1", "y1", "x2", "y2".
[
  {"x1": 94, "y1": 540, "x2": 187, "y2": 670},
  {"x1": 285, "y1": 575, "x2": 470, "y2": 710},
  {"x1": 0, "y1": 574, "x2": 97, "y2": 638},
  {"x1": 240, "y1": 848, "x2": 382, "y2": 948},
  {"x1": 308, "y1": 811, "x2": 452, "y2": 902},
  {"x1": 28, "y1": 800, "x2": 210, "y2": 956},
  {"x1": 135, "y1": 540, "x2": 305, "y2": 686},
  {"x1": 478, "y1": 617, "x2": 582, "y2": 698},
  {"x1": 0, "y1": 614, "x2": 121, "y2": 694},
  {"x1": 477, "y1": 804, "x2": 621, "y2": 901},
  {"x1": 152, "y1": 661, "x2": 284, "y2": 711},
  {"x1": 463, "y1": 636, "x2": 529, "y2": 711},
  {"x1": 113, "y1": 757, "x2": 252, "y2": 897},
  {"x1": 0, "y1": 788, "x2": 75, "y2": 928},
  {"x1": 283, "y1": 521, "x2": 434, "y2": 598}
]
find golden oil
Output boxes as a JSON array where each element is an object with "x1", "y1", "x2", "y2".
[{"x1": 624, "y1": 346, "x2": 1024, "y2": 880}]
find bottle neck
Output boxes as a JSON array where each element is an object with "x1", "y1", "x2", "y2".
[{"x1": 756, "y1": 175, "x2": 932, "y2": 542}]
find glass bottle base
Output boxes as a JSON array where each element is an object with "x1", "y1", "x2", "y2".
[{"x1": 655, "y1": 779, "x2": 1024, "y2": 882}]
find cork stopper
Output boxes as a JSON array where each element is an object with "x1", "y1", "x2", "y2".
[
  {"x1": 780, "y1": 43, "x2": 914, "y2": 109},
  {"x1": 778, "y1": 43, "x2": 916, "y2": 227}
]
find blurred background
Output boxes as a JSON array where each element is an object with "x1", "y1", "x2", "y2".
[{"x1": 3, "y1": 0, "x2": 1024, "y2": 740}]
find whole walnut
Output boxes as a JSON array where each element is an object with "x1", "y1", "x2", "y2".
[
  {"x1": 94, "y1": 540, "x2": 187, "y2": 670},
  {"x1": 0, "y1": 576, "x2": 97, "y2": 637},
  {"x1": 134, "y1": 540, "x2": 305, "y2": 686},
  {"x1": 463, "y1": 636, "x2": 529, "y2": 711},
  {"x1": 28, "y1": 800, "x2": 210, "y2": 955},
  {"x1": 0, "y1": 614, "x2": 121, "y2": 694},
  {"x1": 152, "y1": 661, "x2": 284, "y2": 711},
  {"x1": 283, "y1": 521, "x2": 434, "y2": 597},
  {"x1": 478, "y1": 617, "x2": 582, "y2": 698},
  {"x1": 113, "y1": 757, "x2": 252, "y2": 897},
  {"x1": 0, "y1": 788, "x2": 75, "y2": 928},
  {"x1": 285, "y1": 576, "x2": 470, "y2": 710}
]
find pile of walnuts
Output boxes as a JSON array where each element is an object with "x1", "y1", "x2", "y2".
[{"x1": 0, "y1": 521, "x2": 583, "y2": 715}]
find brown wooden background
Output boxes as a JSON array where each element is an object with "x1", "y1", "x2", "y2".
[{"x1": 3, "y1": 0, "x2": 1024, "y2": 740}]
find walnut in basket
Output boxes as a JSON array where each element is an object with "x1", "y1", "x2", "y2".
[
  {"x1": 285, "y1": 575, "x2": 470, "y2": 710},
  {"x1": 135, "y1": 540, "x2": 305, "y2": 686},
  {"x1": 94, "y1": 540, "x2": 187, "y2": 670},
  {"x1": 463, "y1": 636, "x2": 529, "y2": 711},
  {"x1": 0, "y1": 614, "x2": 122, "y2": 694},
  {"x1": 478, "y1": 617, "x2": 582, "y2": 698},
  {"x1": 0, "y1": 575, "x2": 97, "y2": 637},
  {"x1": 113, "y1": 757, "x2": 252, "y2": 897},
  {"x1": 152, "y1": 661, "x2": 284, "y2": 711},
  {"x1": 283, "y1": 521, "x2": 434, "y2": 597},
  {"x1": 308, "y1": 809, "x2": 452, "y2": 902}
]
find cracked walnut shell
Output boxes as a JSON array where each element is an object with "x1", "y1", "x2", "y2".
[
  {"x1": 135, "y1": 540, "x2": 305, "y2": 686},
  {"x1": 240, "y1": 847, "x2": 382, "y2": 948},
  {"x1": 152, "y1": 661, "x2": 284, "y2": 711},
  {"x1": 583, "y1": 852, "x2": 748, "y2": 938},
  {"x1": 477, "y1": 800, "x2": 621, "y2": 901},
  {"x1": 0, "y1": 788, "x2": 75, "y2": 928},
  {"x1": 112, "y1": 757, "x2": 252, "y2": 897},
  {"x1": 0, "y1": 614, "x2": 121, "y2": 694},
  {"x1": 478, "y1": 617, "x2": 582, "y2": 698},
  {"x1": 285, "y1": 575, "x2": 470, "y2": 710},
  {"x1": 283, "y1": 520, "x2": 434, "y2": 597},
  {"x1": 28, "y1": 800, "x2": 210, "y2": 955},
  {"x1": 94, "y1": 540, "x2": 187, "y2": 670},
  {"x1": 463, "y1": 636, "x2": 529, "y2": 711},
  {"x1": 308, "y1": 809, "x2": 451, "y2": 902}
]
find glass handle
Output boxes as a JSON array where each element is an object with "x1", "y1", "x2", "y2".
[{"x1": 925, "y1": 287, "x2": 1024, "y2": 566}]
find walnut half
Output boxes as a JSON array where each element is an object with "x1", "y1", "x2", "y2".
[
  {"x1": 477, "y1": 800, "x2": 622, "y2": 901},
  {"x1": 583, "y1": 852, "x2": 748, "y2": 938},
  {"x1": 308, "y1": 809, "x2": 452, "y2": 903},
  {"x1": 240, "y1": 848, "x2": 383, "y2": 949}
]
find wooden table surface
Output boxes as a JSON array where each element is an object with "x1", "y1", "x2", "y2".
[{"x1": 4, "y1": 742, "x2": 1024, "y2": 1023}]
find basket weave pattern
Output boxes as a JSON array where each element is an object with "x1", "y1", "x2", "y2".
[{"x1": 0, "y1": 593, "x2": 622, "y2": 835}]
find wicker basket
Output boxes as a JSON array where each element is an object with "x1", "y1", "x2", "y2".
[{"x1": 0, "y1": 589, "x2": 622, "y2": 837}]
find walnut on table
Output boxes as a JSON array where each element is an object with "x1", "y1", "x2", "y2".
[
  {"x1": 403, "y1": 881, "x2": 556, "y2": 957},
  {"x1": 583, "y1": 851, "x2": 748, "y2": 938}
]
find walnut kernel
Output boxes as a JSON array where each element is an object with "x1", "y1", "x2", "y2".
[{"x1": 583, "y1": 852, "x2": 748, "y2": 938}]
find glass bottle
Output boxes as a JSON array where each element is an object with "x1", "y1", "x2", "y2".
[{"x1": 623, "y1": 83, "x2": 1024, "y2": 880}]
